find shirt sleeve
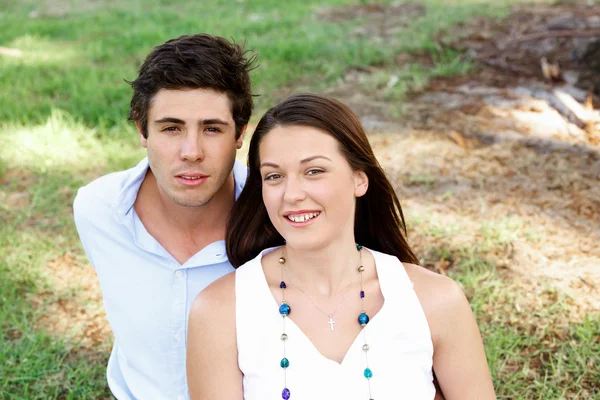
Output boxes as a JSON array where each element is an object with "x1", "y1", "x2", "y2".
[{"x1": 73, "y1": 185, "x2": 100, "y2": 268}]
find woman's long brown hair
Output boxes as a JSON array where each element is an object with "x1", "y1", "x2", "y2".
[{"x1": 226, "y1": 93, "x2": 419, "y2": 267}]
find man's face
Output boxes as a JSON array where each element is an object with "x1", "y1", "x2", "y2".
[{"x1": 139, "y1": 88, "x2": 245, "y2": 207}]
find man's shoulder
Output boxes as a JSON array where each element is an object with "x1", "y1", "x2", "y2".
[
  {"x1": 73, "y1": 171, "x2": 128, "y2": 215},
  {"x1": 76, "y1": 171, "x2": 127, "y2": 205},
  {"x1": 73, "y1": 159, "x2": 147, "y2": 228},
  {"x1": 73, "y1": 159, "x2": 147, "y2": 221}
]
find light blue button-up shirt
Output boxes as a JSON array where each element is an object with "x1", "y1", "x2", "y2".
[{"x1": 73, "y1": 157, "x2": 247, "y2": 400}]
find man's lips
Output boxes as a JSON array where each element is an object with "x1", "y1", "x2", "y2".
[{"x1": 175, "y1": 173, "x2": 208, "y2": 186}]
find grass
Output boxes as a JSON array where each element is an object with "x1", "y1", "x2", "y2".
[
  {"x1": 2, "y1": 0, "x2": 533, "y2": 134},
  {"x1": 3, "y1": 0, "x2": 598, "y2": 398},
  {"x1": 410, "y1": 209, "x2": 599, "y2": 398}
]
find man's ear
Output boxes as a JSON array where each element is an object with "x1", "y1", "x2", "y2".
[
  {"x1": 136, "y1": 120, "x2": 147, "y2": 148},
  {"x1": 236, "y1": 124, "x2": 248, "y2": 149},
  {"x1": 354, "y1": 170, "x2": 368, "y2": 198}
]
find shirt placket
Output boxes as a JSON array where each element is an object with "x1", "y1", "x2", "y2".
[{"x1": 170, "y1": 266, "x2": 188, "y2": 400}]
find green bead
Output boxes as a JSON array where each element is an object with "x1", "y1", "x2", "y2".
[
  {"x1": 364, "y1": 367, "x2": 373, "y2": 379},
  {"x1": 356, "y1": 244, "x2": 363, "y2": 251},
  {"x1": 280, "y1": 358, "x2": 290, "y2": 368}
]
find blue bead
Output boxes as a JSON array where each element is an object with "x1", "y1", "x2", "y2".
[
  {"x1": 282, "y1": 388, "x2": 291, "y2": 399},
  {"x1": 358, "y1": 312, "x2": 369, "y2": 326},
  {"x1": 279, "y1": 303, "x2": 291, "y2": 316},
  {"x1": 356, "y1": 244, "x2": 363, "y2": 251},
  {"x1": 360, "y1": 290, "x2": 365, "y2": 298},
  {"x1": 280, "y1": 281, "x2": 287, "y2": 289},
  {"x1": 364, "y1": 367, "x2": 373, "y2": 379},
  {"x1": 280, "y1": 357, "x2": 289, "y2": 368}
]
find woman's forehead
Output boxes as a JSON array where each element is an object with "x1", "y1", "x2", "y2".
[{"x1": 259, "y1": 126, "x2": 343, "y2": 164}]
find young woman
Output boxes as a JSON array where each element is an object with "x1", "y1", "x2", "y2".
[{"x1": 186, "y1": 93, "x2": 496, "y2": 399}]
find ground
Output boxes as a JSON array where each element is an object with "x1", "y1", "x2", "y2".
[{"x1": 2, "y1": 1, "x2": 599, "y2": 399}]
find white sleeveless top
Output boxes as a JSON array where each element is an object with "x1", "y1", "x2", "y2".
[{"x1": 236, "y1": 247, "x2": 435, "y2": 400}]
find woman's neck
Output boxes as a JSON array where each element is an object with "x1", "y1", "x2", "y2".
[{"x1": 282, "y1": 239, "x2": 362, "y2": 297}]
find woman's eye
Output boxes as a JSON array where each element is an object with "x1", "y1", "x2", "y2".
[
  {"x1": 264, "y1": 174, "x2": 282, "y2": 181},
  {"x1": 307, "y1": 169, "x2": 324, "y2": 176}
]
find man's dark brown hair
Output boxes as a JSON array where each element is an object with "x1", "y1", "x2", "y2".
[{"x1": 128, "y1": 34, "x2": 257, "y2": 139}]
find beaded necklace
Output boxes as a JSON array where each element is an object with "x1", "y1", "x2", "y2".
[
  {"x1": 286, "y1": 256, "x2": 361, "y2": 331},
  {"x1": 277, "y1": 244, "x2": 374, "y2": 400}
]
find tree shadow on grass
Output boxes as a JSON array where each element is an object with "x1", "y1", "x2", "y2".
[{"x1": 0, "y1": 254, "x2": 112, "y2": 399}]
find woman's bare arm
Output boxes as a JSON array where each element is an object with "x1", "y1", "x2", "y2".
[
  {"x1": 404, "y1": 263, "x2": 497, "y2": 400},
  {"x1": 186, "y1": 272, "x2": 243, "y2": 400}
]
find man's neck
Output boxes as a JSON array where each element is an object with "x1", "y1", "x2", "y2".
[{"x1": 134, "y1": 170, "x2": 236, "y2": 263}]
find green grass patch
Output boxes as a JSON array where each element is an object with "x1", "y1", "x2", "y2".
[
  {"x1": 1, "y1": 0, "x2": 545, "y2": 137},
  {"x1": 0, "y1": 225, "x2": 112, "y2": 399}
]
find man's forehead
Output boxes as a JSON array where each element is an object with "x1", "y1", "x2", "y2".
[{"x1": 148, "y1": 88, "x2": 234, "y2": 121}]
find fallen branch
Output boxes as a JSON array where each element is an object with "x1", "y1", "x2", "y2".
[
  {"x1": 516, "y1": 29, "x2": 600, "y2": 43},
  {"x1": 531, "y1": 88, "x2": 587, "y2": 129}
]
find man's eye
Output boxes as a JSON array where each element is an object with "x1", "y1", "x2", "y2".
[
  {"x1": 162, "y1": 126, "x2": 180, "y2": 133},
  {"x1": 206, "y1": 127, "x2": 222, "y2": 133}
]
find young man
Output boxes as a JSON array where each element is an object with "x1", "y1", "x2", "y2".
[{"x1": 73, "y1": 34, "x2": 256, "y2": 400}]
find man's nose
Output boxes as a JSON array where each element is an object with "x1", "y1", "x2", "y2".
[{"x1": 180, "y1": 132, "x2": 204, "y2": 162}]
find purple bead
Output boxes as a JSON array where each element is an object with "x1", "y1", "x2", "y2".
[
  {"x1": 280, "y1": 281, "x2": 287, "y2": 289},
  {"x1": 282, "y1": 388, "x2": 291, "y2": 399},
  {"x1": 360, "y1": 290, "x2": 365, "y2": 298}
]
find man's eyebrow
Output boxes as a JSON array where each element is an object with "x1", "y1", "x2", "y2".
[
  {"x1": 154, "y1": 117, "x2": 185, "y2": 124},
  {"x1": 200, "y1": 119, "x2": 230, "y2": 126},
  {"x1": 153, "y1": 118, "x2": 231, "y2": 126},
  {"x1": 260, "y1": 156, "x2": 332, "y2": 169}
]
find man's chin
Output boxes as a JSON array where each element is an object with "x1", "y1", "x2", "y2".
[
  {"x1": 172, "y1": 197, "x2": 212, "y2": 207},
  {"x1": 169, "y1": 189, "x2": 214, "y2": 208}
]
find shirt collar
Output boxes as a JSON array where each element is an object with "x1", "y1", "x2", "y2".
[
  {"x1": 114, "y1": 157, "x2": 150, "y2": 219},
  {"x1": 232, "y1": 157, "x2": 248, "y2": 201}
]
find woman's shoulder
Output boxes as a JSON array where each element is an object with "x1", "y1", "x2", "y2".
[
  {"x1": 401, "y1": 262, "x2": 472, "y2": 345},
  {"x1": 189, "y1": 271, "x2": 237, "y2": 321},
  {"x1": 190, "y1": 248, "x2": 273, "y2": 317},
  {"x1": 402, "y1": 262, "x2": 464, "y2": 305}
]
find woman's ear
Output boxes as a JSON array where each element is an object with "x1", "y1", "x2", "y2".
[{"x1": 354, "y1": 170, "x2": 369, "y2": 198}]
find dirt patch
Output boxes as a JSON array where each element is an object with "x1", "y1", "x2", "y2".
[
  {"x1": 317, "y1": 2, "x2": 426, "y2": 39},
  {"x1": 322, "y1": 1, "x2": 600, "y2": 316},
  {"x1": 442, "y1": 2, "x2": 600, "y2": 93},
  {"x1": 368, "y1": 128, "x2": 600, "y2": 312},
  {"x1": 31, "y1": 252, "x2": 112, "y2": 350}
]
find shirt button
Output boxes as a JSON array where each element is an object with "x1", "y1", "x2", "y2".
[
  {"x1": 175, "y1": 332, "x2": 181, "y2": 341},
  {"x1": 175, "y1": 270, "x2": 183, "y2": 279}
]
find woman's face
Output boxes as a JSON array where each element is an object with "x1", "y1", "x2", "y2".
[{"x1": 258, "y1": 125, "x2": 368, "y2": 250}]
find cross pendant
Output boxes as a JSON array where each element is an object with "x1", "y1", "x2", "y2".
[{"x1": 327, "y1": 315, "x2": 335, "y2": 331}]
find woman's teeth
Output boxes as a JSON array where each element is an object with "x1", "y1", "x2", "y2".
[{"x1": 287, "y1": 212, "x2": 320, "y2": 223}]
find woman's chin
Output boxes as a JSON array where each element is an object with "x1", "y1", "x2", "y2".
[{"x1": 282, "y1": 236, "x2": 326, "y2": 252}]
